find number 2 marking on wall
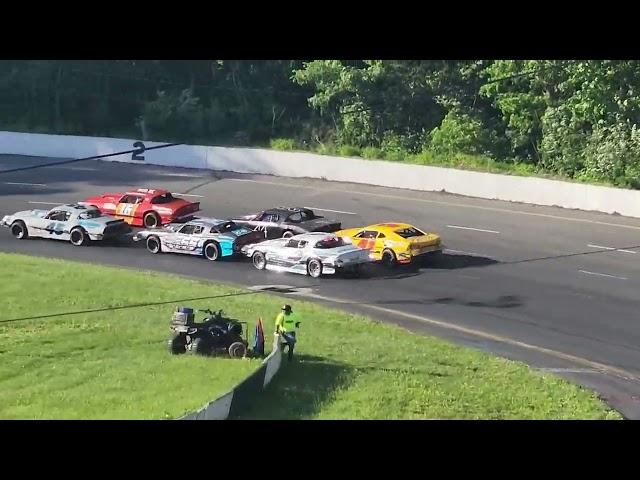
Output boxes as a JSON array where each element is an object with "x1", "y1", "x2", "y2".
[{"x1": 132, "y1": 141, "x2": 145, "y2": 161}]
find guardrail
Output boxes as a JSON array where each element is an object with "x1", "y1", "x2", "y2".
[
  {"x1": 179, "y1": 334, "x2": 283, "y2": 420},
  {"x1": 3, "y1": 130, "x2": 640, "y2": 218}
]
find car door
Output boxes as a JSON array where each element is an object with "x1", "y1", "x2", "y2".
[
  {"x1": 353, "y1": 230, "x2": 378, "y2": 253},
  {"x1": 251, "y1": 212, "x2": 282, "y2": 239},
  {"x1": 164, "y1": 224, "x2": 201, "y2": 254},
  {"x1": 267, "y1": 239, "x2": 303, "y2": 267},
  {"x1": 40, "y1": 210, "x2": 71, "y2": 240},
  {"x1": 115, "y1": 194, "x2": 143, "y2": 224}
]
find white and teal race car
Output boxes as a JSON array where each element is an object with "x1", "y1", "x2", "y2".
[
  {"x1": 1, "y1": 204, "x2": 131, "y2": 246},
  {"x1": 132, "y1": 217, "x2": 265, "y2": 261}
]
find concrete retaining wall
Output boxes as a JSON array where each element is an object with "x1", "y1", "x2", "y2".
[{"x1": 2, "y1": 130, "x2": 639, "y2": 218}]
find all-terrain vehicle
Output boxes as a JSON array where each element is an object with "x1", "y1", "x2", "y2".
[{"x1": 167, "y1": 307, "x2": 249, "y2": 358}]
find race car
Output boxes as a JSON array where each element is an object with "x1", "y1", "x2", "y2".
[
  {"x1": 241, "y1": 232, "x2": 372, "y2": 277},
  {"x1": 1, "y1": 204, "x2": 131, "y2": 246},
  {"x1": 81, "y1": 188, "x2": 200, "y2": 228},
  {"x1": 336, "y1": 222, "x2": 442, "y2": 266},
  {"x1": 132, "y1": 217, "x2": 265, "y2": 261},
  {"x1": 230, "y1": 207, "x2": 341, "y2": 240}
]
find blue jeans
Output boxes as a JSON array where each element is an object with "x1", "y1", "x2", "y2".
[{"x1": 281, "y1": 331, "x2": 296, "y2": 361}]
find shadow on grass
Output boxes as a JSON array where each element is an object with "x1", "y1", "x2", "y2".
[{"x1": 231, "y1": 354, "x2": 353, "y2": 420}]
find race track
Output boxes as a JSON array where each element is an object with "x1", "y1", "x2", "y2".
[{"x1": 2, "y1": 153, "x2": 640, "y2": 418}]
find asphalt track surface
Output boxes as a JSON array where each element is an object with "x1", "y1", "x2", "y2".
[{"x1": 2, "y1": 153, "x2": 640, "y2": 418}]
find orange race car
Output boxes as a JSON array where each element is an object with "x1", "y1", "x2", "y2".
[{"x1": 336, "y1": 222, "x2": 442, "y2": 266}]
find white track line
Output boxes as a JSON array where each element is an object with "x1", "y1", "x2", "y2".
[
  {"x1": 154, "y1": 172, "x2": 206, "y2": 178},
  {"x1": 3, "y1": 182, "x2": 47, "y2": 187},
  {"x1": 447, "y1": 225, "x2": 500, "y2": 234},
  {"x1": 588, "y1": 244, "x2": 637, "y2": 254},
  {"x1": 579, "y1": 270, "x2": 628, "y2": 280},
  {"x1": 28, "y1": 201, "x2": 60, "y2": 205},
  {"x1": 304, "y1": 207, "x2": 358, "y2": 215},
  {"x1": 444, "y1": 248, "x2": 486, "y2": 257},
  {"x1": 173, "y1": 193, "x2": 204, "y2": 198},
  {"x1": 224, "y1": 178, "x2": 640, "y2": 231}
]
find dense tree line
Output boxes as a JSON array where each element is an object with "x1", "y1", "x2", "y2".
[{"x1": 2, "y1": 60, "x2": 640, "y2": 188}]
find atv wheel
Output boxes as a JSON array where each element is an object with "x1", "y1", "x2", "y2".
[
  {"x1": 203, "y1": 242, "x2": 220, "y2": 261},
  {"x1": 11, "y1": 221, "x2": 28, "y2": 240},
  {"x1": 252, "y1": 251, "x2": 267, "y2": 270},
  {"x1": 146, "y1": 236, "x2": 161, "y2": 254},
  {"x1": 143, "y1": 212, "x2": 160, "y2": 229},
  {"x1": 307, "y1": 258, "x2": 323, "y2": 278},
  {"x1": 228, "y1": 342, "x2": 247, "y2": 358},
  {"x1": 191, "y1": 337, "x2": 211, "y2": 356},
  {"x1": 282, "y1": 230, "x2": 294, "y2": 238},
  {"x1": 168, "y1": 334, "x2": 187, "y2": 355},
  {"x1": 70, "y1": 228, "x2": 87, "y2": 246}
]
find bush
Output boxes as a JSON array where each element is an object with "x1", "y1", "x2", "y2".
[
  {"x1": 429, "y1": 109, "x2": 490, "y2": 156},
  {"x1": 337, "y1": 145, "x2": 361, "y2": 157},
  {"x1": 361, "y1": 146, "x2": 384, "y2": 160},
  {"x1": 270, "y1": 138, "x2": 297, "y2": 151},
  {"x1": 380, "y1": 132, "x2": 409, "y2": 162}
]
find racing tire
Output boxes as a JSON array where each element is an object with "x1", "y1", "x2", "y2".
[
  {"x1": 203, "y1": 241, "x2": 221, "y2": 261},
  {"x1": 307, "y1": 258, "x2": 323, "y2": 278},
  {"x1": 146, "y1": 236, "x2": 161, "y2": 254},
  {"x1": 10, "y1": 221, "x2": 28, "y2": 240},
  {"x1": 282, "y1": 230, "x2": 294, "y2": 238},
  {"x1": 192, "y1": 337, "x2": 211, "y2": 356},
  {"x1": 168, "y1": 334, "x2": 187, "y2": 355},
  {"x1": 228, "y1": 342, "x2": 247, "y2": 358},
  {"x1": 252, "y1": 251, "x2": 267, "y2": 270},
  {"x1": 143, "y1": 212, "x2": 160, "y2": 229},
  {"x1": 381, "y1": 249, "x2": 397, "y2": 268},
  {"x1": 70, "y1": 227, "x2": 88, "y2": 246}
]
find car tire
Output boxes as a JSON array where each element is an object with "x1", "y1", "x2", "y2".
[
  {"x1": 203, "y1": 241, "x2": 221, "y2": 261},
  {"x1": 192, "y1": 337, "x2": 211, "y2": 356},
  {"x1": 70, "y1": 227, "x2": 88, "y2": 246},
  {"x1": 10, "y1": 221, "x2": 28, "y2": 240},
  {"x1": 168, "y1": 334, "x2": 187, "y2": 355},
  {"x1": 146, "y1": 235, "x2": 161, "y2": 254},
  {"x1": 382, "y1": 249, "x2": 397, "y2": 268},
  {"x1": 143, "y1": 212, "x2": 160, "y2": 229},
  {"x1": 252, "y1": 251, "x2": 267, "y2": 270},
  {"x1": 307, "y1": 258, "x2": 323, "y2": 278},
  {"x1": 228, "y1": 342, "x2": 247, "y2": 358},
  {"x1": 282, "y1": 230, "x2": 294, "y2": 238}
]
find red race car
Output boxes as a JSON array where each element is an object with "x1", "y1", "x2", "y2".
[{"x1": 82, "y1": 188, "x2": 200, "y2": 228}]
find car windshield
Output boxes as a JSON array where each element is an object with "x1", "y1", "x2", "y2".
[
  {"x1": 315, "y1": 237, "x2": 347, "y2": 249},
  {"x1": 78, "y1": 210, "x2": 102, "y2": 219},
  {"x1": 152, "y1": 192, "x2": 175, "y2": 204},
  {"x1": 395, "y1": 227, "x2": 425, "y2": 238}
]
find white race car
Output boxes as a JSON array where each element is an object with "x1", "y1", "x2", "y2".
[{"x1": 241, "y1": 232, "x2": 372, "y2": 277}]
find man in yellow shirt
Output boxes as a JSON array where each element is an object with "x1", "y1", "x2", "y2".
[{"x1": 275, "y1": 304, "x2": 300, "y2": 362}]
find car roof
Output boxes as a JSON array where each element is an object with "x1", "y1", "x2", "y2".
[
  {"x1": 123, "y1": 188, "x2": 170, "y2": 197},
  {"x1": 290, "y1": 232, "x2": 337, "y2": 242},
  {"x1": 186, "y1": 217, "x2": 235, "y2": 228},
  {"x1": 370, "y1": 222, "x2": 414, "y2": 230},
  {"x1": 264, "y1": 207, "x2": 311, "y2": 216},
  {"x1": 52, "y1": 204, "x2": 100, "y2": 213}
]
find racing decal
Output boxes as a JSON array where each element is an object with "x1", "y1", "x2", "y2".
[
  {"x1": 103, "y1": 203, "x2": 116, "y2": 211},
  {"x1": 115, "y1": 203, "x2": 140, "y2": 223},
  {"x1": 45, "y1": 221, "x2": 67, "y2": 235},
  {"x1": 356, "y1": 238, "x2": 376, "y2": 250}
]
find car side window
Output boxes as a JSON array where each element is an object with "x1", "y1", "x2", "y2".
[
  {"x1": 378, "y1": 233, "x2": 386, "y2": 239},
  {"x1": 179, "y1": 225, "x2": 197, "y2": 235},
  {"x1": 287, "y1": 212, "x2": 302, "y2": 223},
  {"x1": 355, "y1": 230, "x2": 377, "y2": 239},
  {"x1": 45, "y1": 211, "x2": 68, "y2": 221},
  {"x1": 121, "y1": 195, "x2": 143, "y2": 204},
  {"x1": 193, "y1": 226, "x2": 204, "y2": 235},
  {"x1": 285, "y1": 239, "x2": 299, "y2": 248},
  {"x1": 298, "y1": 240, "x2": 307, "y2": 248}
]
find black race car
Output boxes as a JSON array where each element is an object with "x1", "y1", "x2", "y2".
[{"x1": 231, "y1": 207, "x2": 341, "y2": 239}]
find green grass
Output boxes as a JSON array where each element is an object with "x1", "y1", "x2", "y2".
[{"x1": 0, "y1": 253, "x2": 621, "y2": 420}]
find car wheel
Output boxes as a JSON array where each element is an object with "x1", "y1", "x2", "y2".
[
  {"x1": 228, "y1": 342, "x2": 247, "y2": 358},
  {"x1": 191, "y1": 337, "x2": 211, "y2": 356},
  {"x1": 10, "y1": 221, "x2": 28, "y2": 240},
  {"x1": 146, "y1": 235, "x2": 161, "y2": 254},
  {"x1": 282, "y1": 230, "x2": 294, "y2": 238},
  {"x1": 70, "y1": 228, "x2": 87, "y2": 246},
  {"x1": 382, "y1": 249, "x2": 397, "y2": 268},
  {"x1": 143, "y1": 212, "x2": 160, "y2": 229},
  {"x1": 307, "y1": 258, "x2": 323, "y2": 278},
  {"x1": 252, "y1": 251, "x2": 267, "y2": 270},
  {"x1": 203, "y1": 242, "x2": 220, "y2": 261},
  {"x1": 168, "y1": 334, "x2": 187, "y2": 355}
]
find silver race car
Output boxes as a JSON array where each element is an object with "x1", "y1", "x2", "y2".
[
  {"x1": 132, "y1": 217, "x2": 265, "y2": 261},
  {"x1": 1, "y1": 204, "x2": 131, "y2": 246},
  {"x1": 241, "y1": 232, "x2": 372, "y2": 277}
]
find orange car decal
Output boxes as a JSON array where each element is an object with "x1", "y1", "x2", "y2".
[
  {"x1": 357, "y1": 238, "x2": 376, "y2": 250},
  {"x1": 115, "y1": 203, "x2": 140, "y2": 224}
]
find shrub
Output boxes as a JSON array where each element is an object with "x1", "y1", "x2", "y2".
[
  {"x1": 361, "y1": 146, "x2": 384, "y2": 160},
  {"x1": 430, "y1": 109, "x2": 489, "y2": 156},
  {"x1": 270, "y1": 138, "x2": 297, "y2": 151},
  {"x1": 337, "y1": 145, "x2": 361, "y2": 157}
]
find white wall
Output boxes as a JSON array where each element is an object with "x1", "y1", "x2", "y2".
[{"x1": 2, "y1": 130, "x2": 639, "y2": 218}]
